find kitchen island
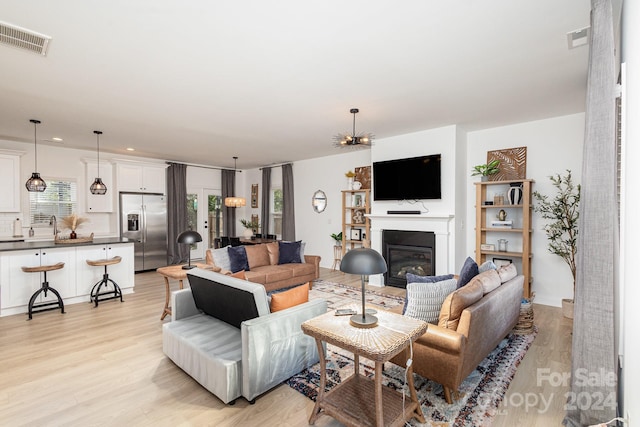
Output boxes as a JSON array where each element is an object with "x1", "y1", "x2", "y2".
[{"x1": 0, "y1": 237, "x2": 135, "y2": 317}]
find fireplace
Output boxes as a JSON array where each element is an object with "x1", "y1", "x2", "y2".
[{"x1": 382, "y1": 230, "x2": 435, "y2": 288}]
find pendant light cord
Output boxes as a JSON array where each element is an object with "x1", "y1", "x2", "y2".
[
  {"x1": 94, "y1": 130, "x2": 103, "y2": 178},
  {"x1": 33, "y1": 121, "x2": 38, "y2": 172},
  {"x1": 352, "y1": 111, "x2": 356, "y2": 136}
]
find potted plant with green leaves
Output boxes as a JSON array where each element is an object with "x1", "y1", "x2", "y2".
[
  {"x1": 240, "y1": 218, "x2": 260, "y2": 238},
  {"x1": 533, "y1": 170, "x2": 580, "y2": 318},
  {"x1": 471, "y1": 159, "x2": 500, "y2": 181}
]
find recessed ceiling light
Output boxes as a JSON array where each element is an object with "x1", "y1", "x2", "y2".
[
  {"x1": 126, "y1": 147, "x2": 135, "y2": 151},
  {"x1": 52, "y1": 137, "x2": 63, "y2": 141}
]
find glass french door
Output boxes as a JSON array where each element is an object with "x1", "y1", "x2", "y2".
[{"x1": 186, "y1": 189, "x2": 223, "y2": 261}]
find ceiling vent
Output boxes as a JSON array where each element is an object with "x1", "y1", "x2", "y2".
[
  {"x1": 0, "y1": 21, "x2": 51, "y2": 55},
  {"x1": 567, "y1": 26, "x2": 590, "y2": 49}
]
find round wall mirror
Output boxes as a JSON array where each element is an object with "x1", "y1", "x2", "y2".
[{"x1": 312, "y1": 190, "x2": 327, "y2": 213}]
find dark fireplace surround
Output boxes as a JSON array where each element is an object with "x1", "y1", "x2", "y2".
[{"x1": 382, "y1": 230, "x2": 436, "y2": 288}]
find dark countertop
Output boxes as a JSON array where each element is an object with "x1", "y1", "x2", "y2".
[{"x1": 0, "y1": 237, "x2": 132, "y2": 253}]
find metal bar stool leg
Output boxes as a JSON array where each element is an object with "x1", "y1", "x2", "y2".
[
  {"x1": 22, "y1": 263, "x2": 66, "y2": 320},
  {"x1": 87, "y1": 257, "x2": 123, "y2": 307}
]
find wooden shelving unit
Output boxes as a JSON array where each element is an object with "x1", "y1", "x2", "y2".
[
  {"x1": 341, "y1": 189, "x2": 371, "y2": 258},
  {"x1": 475, "y1": 179, "x2": 533, "y2": 298}
]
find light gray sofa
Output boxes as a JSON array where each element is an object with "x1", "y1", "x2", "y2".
[{"x1": 162, "y1": 268, "x2": 327, "y2": 404}]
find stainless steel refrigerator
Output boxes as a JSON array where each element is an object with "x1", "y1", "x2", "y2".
[{"x1": 119, "y1": 192, "x2": 168, "y2": 272}]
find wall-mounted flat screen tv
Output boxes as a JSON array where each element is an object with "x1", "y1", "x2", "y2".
[{"x1": 373, "y1": 154, "x2": 442, "y2": 200}]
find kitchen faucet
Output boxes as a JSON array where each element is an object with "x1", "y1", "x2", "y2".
[{"x1": 50, "y1": 215, "x2": 58, "y2": 236}]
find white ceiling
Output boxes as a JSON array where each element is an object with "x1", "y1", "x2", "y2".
[{"x1": 0, "y1": 0, "x2": 591, "y2": 169}]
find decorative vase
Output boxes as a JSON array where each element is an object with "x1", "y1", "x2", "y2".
[
  {"x1": 352, "y1": 180, "x2": 362, "y2": 190},
  {"x1": 507, "y1": 182, "x2": 523, "y2": 205},
  {"x1": 242, "y1": 228, "x2": 253, "y2": 238},
  {"x1": 481, "y1": 176, "x2": 489, "y2": 182},
  {"x1": 70, "y1": 230, "x2": 77, "y2": 239}
]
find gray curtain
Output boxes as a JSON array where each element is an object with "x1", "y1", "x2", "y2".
[
  {"x1": 166, "y1": 162, "x2": 189, "y2": 265},
  {"x1": 564, "y1": 0, "x2": 618, "y2": 425},
  {"x1": 261, "y1": 167, "x2": 271, "y2": 236},
  {"x1": 221, "y1": 169, "x2": 236, "y2": 237},
  {"x1": 282, "y1": 163, "x2": 295, "y2": 241}
]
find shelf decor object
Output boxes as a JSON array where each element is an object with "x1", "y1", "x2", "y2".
[
  {"x1": 25, "y1": 119, "x2": 47, "y2": 192},
  {"x1": 90, "y1": 130, "x2": 108, "y2": 195},
  {"x1": 486, "y1": 146, "x2": 527, "y2": 181}
]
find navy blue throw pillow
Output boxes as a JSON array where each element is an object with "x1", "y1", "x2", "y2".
[
  {"x1": 405, "y1": 273, "x2": 455, "y2": 284},
  {"x1": 457, "y1": 257, "x2": 479, "y2": 288},
  {"x1": 402, "y1": 273, "x2": 455, "y2": 314},
  {"x1": 278, "y1": 240, "x2": 302, "y2": 264},
  {"x1": 228, "y1": 246, "x2": 249, "y2": 273}
]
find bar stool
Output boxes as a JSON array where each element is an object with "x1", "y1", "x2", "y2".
[
  {"x1": 21, "y1": 262, "x2": 66, "y2": 320},
  {"x1": 86, "y1": 256, "x2": 123, "y2": 307}
]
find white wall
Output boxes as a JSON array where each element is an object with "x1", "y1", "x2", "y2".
[
  {"x1": 292, "y1": 150, "x2": 370, "y2": 268},
  {"x1": 466, "y1": 113, "x2": 585, "y2": 307}
]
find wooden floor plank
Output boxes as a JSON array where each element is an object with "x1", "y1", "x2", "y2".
[{"x1": 0, "y1": 268, "x2": 571, "y2": 426}]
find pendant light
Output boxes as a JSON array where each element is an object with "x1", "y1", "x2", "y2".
[
  {"x1": 333, "y1": 108, "x2": 375, "y2": 148},
  {"x1": 224, "y1": 156, "x2": 246, "y2": 207},
  {"x1": 89, "y1": 130, "x2": 107, "y2": 195},
  {"x1": 25, "y1": 119, "x2": 47, "y2": 192}
]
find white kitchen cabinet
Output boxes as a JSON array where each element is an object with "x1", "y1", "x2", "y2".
[
  {"x1": 116, "y1": 162, "x2": 166, "y2": 194},
  {"x1": 85, "y1": 161, "x2": 114, "y2": 212},
  {"x1": 0, "y1": 152, "x2": 21, "y2": 212},
  {"x1": 75, "y1": 243, "x2": 134, "y2": 296},
  {"x1": 0, "y1": 247, "x2": 76, "y2": 310}
]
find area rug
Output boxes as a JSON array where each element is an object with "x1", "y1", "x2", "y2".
[
  {"x1": 309, "y1": 279, "x2": 405, "y2": 311},
  {"x1": 289, "y1": 280, "x2": 538, "y2": 426}
]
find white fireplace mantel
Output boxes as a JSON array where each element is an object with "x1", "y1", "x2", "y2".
[{"x1": 366, "y1": 213, "x2": 455, "y2": 286}]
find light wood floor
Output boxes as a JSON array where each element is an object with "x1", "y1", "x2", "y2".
[{"x1": 0, "y1": 268, "x2": 572, "y2": 426}]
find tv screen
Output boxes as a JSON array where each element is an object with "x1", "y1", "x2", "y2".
[{"x1": 373, "y1": 154, "x2": 442, "y2": 200}]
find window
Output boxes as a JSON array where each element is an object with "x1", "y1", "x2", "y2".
[
  {"x1": 29, "y1": 179, "x2": 77, "y2": 225},
  {"x1": 271, "y1": 188, "x2": 283, "y2": 237}
]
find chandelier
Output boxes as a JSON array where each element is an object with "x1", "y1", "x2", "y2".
[
  {"x1": 224, "y1": 156, "x2": 246, "y2": 207},
  {"x1": 333, "y1": 108, "x2": 374, "y2": 148}
]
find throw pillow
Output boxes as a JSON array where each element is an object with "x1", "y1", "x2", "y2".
[
  {"x1": 244, "y1": 244, "x2": 270, "y2": 269},
  {"x1": 472, "y1": 269, "x2": 502, "y2": 295},
  {"x1": 438, "y1": 279, "x2": 484, "y2": 330},
  {"x1": 478, "y1": 260, "x2": 498, "y2": 273},
  {"x1": 404, "y1": 278, "x2": 457, "y2": 324},
  {"x1": 457, "y1": 257, "x2": 479, "y2": 288},
  {"x1": 208, "y1": 246, "x2": 232, "y2": 271},
  {"x1": 402, "y1": 273, "x2": 455, "y2": 314},
  {"x1": 266, "y1": 242, "x2": 279, "y2": 265},
  {"x1": 279, "y1": 240, "x2": 307, "y2": 263},
  {"x1": 228, "y1": 246, "x2": 249, "y2": 273},
  {"x1": 270, "y1": 282, "x2": 310, "y2": 312},
  {"x1": 497, "y1": 263, "x2": 517, "y2": 283},
  {"x1": 278, "y1": 240, "x2": 302, "y2": 264}
]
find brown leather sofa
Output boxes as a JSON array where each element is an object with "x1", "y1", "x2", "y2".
[
  {"x1": 205, "y1": 242, "x2": 320, "y2": 293},
  {"x1": 391, "y1": 272, "x2": 524, "y2": 403}
]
